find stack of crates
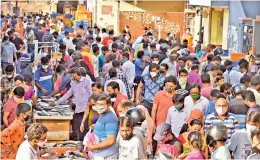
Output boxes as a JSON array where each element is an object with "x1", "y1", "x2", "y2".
[
  {"x1": 64, "y1": 14, "x2": 72, "y2": 28},
  {"x1": 50, "y1": 13, "x2": 58, "y2": 24},
  {"x1": 75, "y1": 4, "x2": 92, "y2": 26}
]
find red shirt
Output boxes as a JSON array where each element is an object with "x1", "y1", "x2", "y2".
[
  {"x1": 3, "y1": 98, "x2": 19, "y2": 125},
  {"x1": 113, "y1": 94, "x2": 128, "y2": 116},
  {"x1": 102, "y1": 37, "x2": 113, "y2": 46}
]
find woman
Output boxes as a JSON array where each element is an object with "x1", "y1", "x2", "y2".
[
  {"x1": 10, "y1": 75, "x2": 37, "y2": 106},
  {"x1": 3, "y1": 86, "x2": 25, "y2": 127},
  {"x1": 179, "y1": 109, "x2": 204, "y2": 135},
  {"x1": 80, "y1": 94, "x2": 100, "y2": 133},
  {"x1": 92, "y1": 82, "x2": 103, "y2": 94},
  {"x1": 178, "y1": 119, "x2": 208, "y2": 159},
  {"x1": 118, "y1": 115, "x2": 146, "y2": 159},
  {"x1": 1, "y1": 103, "x2": 31, "y2": 159},
  {"x1": 184, "y1": 131, "x2": 204, "y2": 160}
]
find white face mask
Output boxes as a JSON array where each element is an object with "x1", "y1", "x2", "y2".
[
  {"x1": 92, "y1": 105, "x2": 107, "y2": 114},
  {"x1": 152, "y1": 61, "x2": 159, "y2": 64},
  {"x1": 6, "y1": 74, "x2": 13, "y2": 78},
  {"x1": 215, "y1": 107, "x2": 227, "y2": 115},
  {"x1": 246, "y1": 124, "x2": 257, "y2": 141},
  {"x1": 150, "y1": 72, "x2": 157, "y2": 78},
  {"x1": 37, "y1": 139, "x2": 47, "y2": 147}
]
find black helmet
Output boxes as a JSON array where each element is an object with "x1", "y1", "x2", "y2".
[
  {"x1": 214, "y1": 48, "x2": 223, "y2": 56},
  {"x1": 232, "y1": 83, "x2": 243, "y2": 97},
  {"x1": 206, "y1": 125, "x2": 228, "y2": 147},
  {"x1": 126, "y1": 107, "x2": 146, "y2": 125}
]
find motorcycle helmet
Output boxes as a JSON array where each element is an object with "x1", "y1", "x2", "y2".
[
  {"x1": 206, "y1": 125, "x2": 228, "y2": 147},
  {"x1": 232, "y1": 83, "x2": 243, "y2": 97},
  {"x1": 214, "y1": 48, "x2": 223, "y2": 56},
  {"x1": 126, "y1": 107, "x2": 146, "y2": 125}
]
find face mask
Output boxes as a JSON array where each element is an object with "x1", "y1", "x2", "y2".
[
  {"x1": 191, "y1": 94, "x2": 200, "y2": 100},
  {"x1": 6, "y1": 74, "x2": 13, "y2": 78},
  {"x1": 215, "y1": 107, "x2": 227, "y2": 115},
  {"x1": 13, "y1": 96, "x2": 21, "y2": 103},
  {"x1": 122, "y1": 59, "x2": 127, "y2": 64},
  {"x1": 37, "y1": 139, "x2": 47, "y2": 147},
  {"x1": 42, "y1": 65, "x2": 48, "y2": 70},
  {"x1": 70, "y1": 77, "x2": 75, "y2": 81},
  {"x1": 255, "y1": 60, "x2": 260, "y2": 65},
  {"x1": 24, "y1": 115, "x2": 30, "y2": 121},
  {"x1": 227, "y1": 66, "x2": 232, "y2": 71},
  {"x1": 66, "y1": 36, "x2": 70, "y2": 39},
  {"x1": 175, "y1": 104, "x2": 183, "y2": 110},
  {"x1": 246, "y1": 124, "x2": 257, "y2": 141},
  {"x1": 165, "y1": 87, "x2": 174, "y2": 93},
  {"x1": 179, "y1": 77, "x2": 187, "y2": 85},
  {"x1": 150, "y1": 72, "x2": 157, "y2": 78},
  {"x1": 59, "y1": 73, "x2": 64, "y2": 77},
  {"x1": 160, "y1": 70, "x2": 165, "y2": 74},
  {"x1": 152, "y1": 61, "x2": 159, "y2": 64},
  {"x1": 92, "y1": 105, "x2": 107, "y2": 114},
  {"x1": 109, "y1": 93, "x2": 116, "y2": 98}
]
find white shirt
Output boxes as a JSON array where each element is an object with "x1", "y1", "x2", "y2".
[
  {"x1": 92, "y1": 55, "x2": 99, "y2": 78},
  {"x1": 248, "y1": 88, "x2": 260, "y2": 105},
  {"x1": 62, "y1": 37, "x2": 74, "y2": 51},
  {"x1": 16, "y1": 140, "x2": 40, "y2": 160},
  {"x1": 184, "y1": 95, "x2": 209, "y2": 114},
  {"x1": 161, "y1": 58, "x2": 177, "y2": 77},
  {"x1": 122, "y1": 60, "x2": 135, "y2": 86},
  {"x1": 104, "y1": 78, "x2": 127, "y2": 97}
]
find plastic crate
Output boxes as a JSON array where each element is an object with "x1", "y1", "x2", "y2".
[
  {"x1": 64, "y1": 14, "x2": 72, "y2": 19},
  {"x1": 230, "y1": 53, "x2": 246, "y2": 61}
]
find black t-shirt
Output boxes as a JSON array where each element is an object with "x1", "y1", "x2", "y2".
[
  {"x1": 228, "y1": 98, "x2": 248, "y2": 115},
  {"x1": 10, "y1": 37, "x2": 24, "y2": 51}
]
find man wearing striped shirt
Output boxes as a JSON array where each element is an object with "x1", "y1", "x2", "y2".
[{"x1": 204, "y1": 98, "x2": 239, "y2": 140}]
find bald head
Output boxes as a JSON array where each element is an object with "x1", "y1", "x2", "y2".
[
  {"x1": 215, "y1": 98, "x2": 228, "y2": 116},
  {"x1": 216, "y1": 98, "x2": 227, "y2": 106}
]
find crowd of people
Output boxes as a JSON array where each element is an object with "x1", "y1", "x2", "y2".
[{"x1": 1, "y1": 12, "x2": 260, "y2": 160}]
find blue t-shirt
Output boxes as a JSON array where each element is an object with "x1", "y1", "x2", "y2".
[
  {"x1": 93, "y1": 111, "x2": 119, "y2": 157},
  {"x1": 98, "y1": 54, "x2": 105, "y2": 72},
  {"x1": 204, "y1": 100, "x2": 216, "y2": 117},
  {"x1": 135, "y1": 58, "x2": 144, "y2": 77},
  {"x1": 34, "y1": 67, "x2": 53, "y2": 97},
  {"x1": 59, "y1": 73, "x2": 71, "y2": 91}
]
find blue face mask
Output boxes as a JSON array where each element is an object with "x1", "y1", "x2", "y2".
[{"x1": 42, "y1": 65, "x2": 48, "y2": 70}]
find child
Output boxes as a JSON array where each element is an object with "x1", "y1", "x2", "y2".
[{"x1": 184, "y1": 131, "x2": 204, "y2": 160}]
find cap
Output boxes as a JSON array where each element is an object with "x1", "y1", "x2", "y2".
[
  {"x1": 71, "y1": 51, "x2": 82, "y2": 60},
  {"x1": 154, "y1": 122, "x2": 172, "y2": 141}
]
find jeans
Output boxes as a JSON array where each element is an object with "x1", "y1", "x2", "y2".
[{"x1": 27, "y1": 44, "x2": 34, "y2": 54}]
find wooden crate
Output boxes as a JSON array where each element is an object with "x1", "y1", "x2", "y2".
[{"x1": 34, "y1": 114, "x2": 73, "y2": 141}]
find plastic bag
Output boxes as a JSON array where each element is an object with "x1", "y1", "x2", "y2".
[{"x1": 83, "y1": 130, "x2": 100, "y2": 159}]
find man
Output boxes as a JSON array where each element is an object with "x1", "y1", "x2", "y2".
[
  {"x1": 42, "y1": 28, "x2": 53, "y2": 53},
  {"x1": 228, "y1": 84, "x2": 248, "y2": 129},
  {"x1": 49, "y1": 23, "x2": 55, "y2": 34},
  {"x1": 200, "y1": 73, "x2": 212, "y2": 100},
  {"x1": 227, "y1": 62, "x2": 247, "y2": 86},
  {"x1": 87, "y1": 94, "x2": 119, "y2": 159},
  {"x1": 16, "y1": 123, "x2": 55, "y2": 159},
  {"x1": 34, "y1": 56, "x2": 53, "y2": 97},
  {"x1": 24, "y1": 26, "x2": 35, "y2": 54},
  {"x1": 7, "y1": 30, "x2": 24, "y2": 53},
  {"x1": 122, "y1": 52, "x2": 135, "y2": 88},
  {"x1": 1, "y1": 36, "x2": 17, "y2": 73},
  {"x1": 160, "y1": 63, "x2": 169, "y2": 77},
  {"x1": 106, "y1": 81, "x2": 128, "y2": 116},
  {"x1": 52, "y1": 31, "x2": 64, "y2": 44},
  {"x1": 204, "y1": 98, "x2": 239, "y2": 140},
  {"x1": 105, "y1": 60, "x2": 131, "y2": 99},
  {"x1": 102, "y1": 29, "x2": 114, "y2": 46},
  {"x1": 228, "y1": 111, "x2": 260, "y2": 160},
  {"x1": 187, "y1": 64, "x2": 201, "y2": 85},
  {"x1": 176, "y1": 69, "x2": 190, "y2": 94},
  {"x1": 48, "y1": 64, "x2": 71, "y2": 97},
  {"x1": 161, "y1": 50, "x2": 178, "y2": 77},
  {"x1": 153, "y1": 122, "x2": 183, "y2": 156},
  {"x1": 1, "y1": 65, "x2": 15, "y2": 104},
  {"x1": 104, "y1": 68, "x2": 127, "y2": 98},
  {"x1": 102, "y1": 54, "x2": 116, "y2": 78},
  {"x1": 207, "y1": 65, "x2": 220, "y2": 87},
  {"x1": 52, "y1": 67, "x2": 92, "y2": 140},
  {"x1": 248, "y1": 75, "x2": 260, "y2": 105},
  {"x1": 98, "y1": 46, "x2": 109, "y2": 72},
  {"x1": 166, "y1": 94, "x2": 189, "y2": 136},
  {"x1": 63, "y1": 31, "x2": 74, "y2": 51},
  {"x1": 250, "y1": 53, "x2": 260, "y2": 75},
  {"x1": 242, "y1": 90, "x2": 260, "y2": 113},
  {"x1": 205, "y1": 56, "x2": 222, "y2": 72},
  {"x1": 142, "y1": 54, "x2": 160, "y2": 76},
  {"x1": 136, "y1": 63, "x2": 165, "y2": 114},
  {"x1": 152, "y1": 76, "x2": 176, "y2": 127},
  {"x1": 204, "y1": 89, "x2": 221, "y2": 117},
  {"x1": 92, "y1": 46, "x2": 100, "y2": 79},
  {"x1": 182, "y1": 28, "x2": 193, "y2": 47},
  {"x1": 35, "y1": 25, "x2": 45, "y2": 42},
  {"x1": 184, "y1": 84, "x2": 209, "y2": 114}
]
